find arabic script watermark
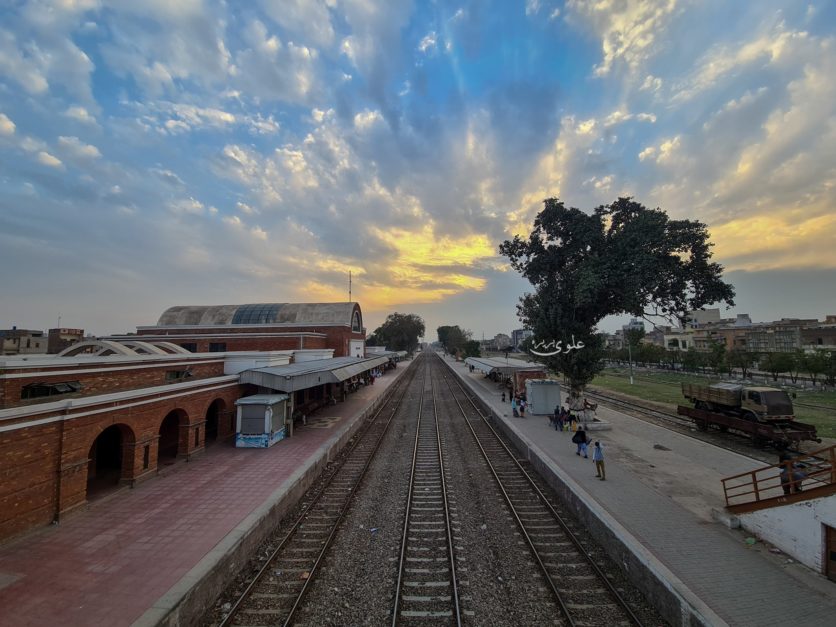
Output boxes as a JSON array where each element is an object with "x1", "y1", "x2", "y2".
[{"x1": 529, "y1": 335, "x2": 585, "y2": 357}]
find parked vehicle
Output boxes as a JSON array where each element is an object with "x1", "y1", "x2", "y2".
[{"x1": 678, "y1": 382, "x2": 820, "y2": 449}]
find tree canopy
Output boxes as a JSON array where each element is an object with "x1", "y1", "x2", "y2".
[
  {"x1": 370, "y1": 312, "x2": 425, "y2": 353},
  {"x1": 437, "y1": 325, "x2": 471, "y2": 355},
  {"x1": 499, "y1": 197, "x2": 735, "y2": 389}
]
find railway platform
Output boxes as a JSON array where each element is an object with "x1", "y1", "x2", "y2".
[
  {"x1": 446, "y1": 354, "x2": 836, "y2": 626},
  {"x1": 0, "y1": 361, "x2": 410, "y2": 627}
]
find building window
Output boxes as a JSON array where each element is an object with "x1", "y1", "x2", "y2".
[
  {"x1": 208, "y1": 342, "x2": 227, "y2": 352},
  {"x1": 21, "y1": 381, "x2": 82, "y2": 400},
  {"x1": 165, "y1": 370, "x2": 192, "y2": 382},
  {"x1": 179, "y1": 342, "x2": 197, "y2": 352}
]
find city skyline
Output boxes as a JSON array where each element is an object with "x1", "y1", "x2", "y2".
[{"x1": 2, "y1": 1, "x2": 835, "y2": 339}]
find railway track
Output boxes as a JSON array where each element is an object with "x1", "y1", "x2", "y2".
[
  {"x1": 218, "y1": 362, "x2": 420, "y2": 627},
  {"x1": 392, "y1": 362, "x2": 461, "y2": 625},
  {"x1": 438, "y1": 355, "x2": 643, "y2": 627},
  {"x1": 210, "y1": 354, "x2": 664, "y2": 626}
]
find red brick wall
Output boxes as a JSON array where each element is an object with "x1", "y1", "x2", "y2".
[
  {"x1": 0, "y1": 383, "x2": 243, "y2": 542},
  {"x1": 0, "y1": 360, "x2": 225, "y2": 410},
  {"x1": 135, "y1": 325, "x2": 363, "y2": 356}
]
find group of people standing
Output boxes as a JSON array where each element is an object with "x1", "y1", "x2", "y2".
[
  {"x1": 503, "y1": 392, "x2": 529, "y2": 418},
  {"x1": 554, "y1": 403, "x2": 606, "y2": 481}
]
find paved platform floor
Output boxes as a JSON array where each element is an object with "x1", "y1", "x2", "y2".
[
  {"x1": 447, "y1": 355, "x2": 836, "y2": 627},
  {"x1": 0, "y1": 364, "x2": 407, "y2": 627}
]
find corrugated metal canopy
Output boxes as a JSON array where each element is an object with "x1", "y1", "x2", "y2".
[
  {"x1": 240, "y1": 355, "x2": 390, "y2": 392},
  {"x1": 464, "y1": 356, "x2": 544, "y2": 376},
  {"x1": 235, "y1": 394, "x2": 289, "y2": 405}
]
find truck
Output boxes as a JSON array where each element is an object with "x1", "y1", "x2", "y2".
[{"x1": 678, "y1": 382, "x2": 820, "y2": 449}]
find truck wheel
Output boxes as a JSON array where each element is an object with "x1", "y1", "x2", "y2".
[{"x1": 696, "y1": 419, "x2": 708, "y2": 431}]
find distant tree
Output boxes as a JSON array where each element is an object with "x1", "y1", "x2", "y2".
[
  {"x1": 787, "y1": 349, "x2": 805, "y2": 385},
  {"x1": 372, "y1": 313, "x2": 425, "y2": 353},
  {"x1": 462, "y1": 340, "x2": 481, "y2": 359},
  {"x1": 500, "y1": 197, "x2": 735, "y2": 390},
  {"x1": 682, "y1": 347, "x2": 705, "y2": 373},
  {"x1": 707, "y1": 340, "x2": 727, "y2": 375},
  {"x1": 726, "y1": 348, "x2": 754, "y2": 379},
  {"x1": 437, "y1": 325, "x2": 470, "y2": 355},
  {"x1": 366, "y1": 332, "x2": 382, "y2": 347},
  {"x1": 823, "y1": 351, "x2": 836, "y2": 387},
  {"x1": 759, "y1": 352, "x2": 795, "y2": 383}
]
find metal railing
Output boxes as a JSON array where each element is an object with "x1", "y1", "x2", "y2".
[{"x1": 722, "y1": 444, "x2": 836, "y2": 508}]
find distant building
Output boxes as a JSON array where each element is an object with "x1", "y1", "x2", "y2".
[
  {"x1": 0, "y1": 328, "x2": 47, "y2": 356},
  {"x1": 801, "y1": 317, "x2": 836, "y2": 350},
  {"x1": 107, "y1": 302, "x2": 366, "y2": 357},
  {"x1": 511, "y1": 329, "x2": 533, "y2": 349},
  {"x1": 47, "y1": 328, "x2": 84, "y2": 354},
  {"x1": 622, "y1": 318, "x2": 645, "y2": 334},
  {"x1": 494, "y1": 333, "x2": 512, "y2": 349},
  {"x1": 686, "y1": 309, "x2": 722, "y2": 329}
]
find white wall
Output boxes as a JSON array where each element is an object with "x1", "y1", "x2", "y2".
[
  {"x1": 224, "y1": 351, "x2": 293, "y2": 374},
  {"x1": 739, "y1": 496, "x2": 836, "y2": 572}
]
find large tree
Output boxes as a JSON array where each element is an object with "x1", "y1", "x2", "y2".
[
  {"x1": 372, "y1": 313, "x2": 425, "y2": 353},
  {"x1": 499, "y1": 197, "x2": 735, "y2": 389},
  {"x1": 436, "y1": 325, "x2": 471, "y2": 355}
]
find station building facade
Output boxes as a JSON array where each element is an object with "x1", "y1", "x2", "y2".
[
  {"x1": 0, "y1": 302, "x2": 369, "y2": 542},
  {"x1": 116, "y1": 302, "x2": 367, "y2": 357}
]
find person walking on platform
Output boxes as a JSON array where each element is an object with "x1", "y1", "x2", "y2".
[
  {"x1": 511, "y1": 397, "x2": 519, "y2": 417},
  {"x1": 502, "y1": 391, "x2": 506, "y2": 403},
  {"x1": 572, "y1": 426, "x2": 588, "y2": 457},
  {"x1": 554, "y1": 405, "x2": 564, "y2": 432},
  {"x1": 592, "y1": 441, "x2": 605, "y2": 480}
]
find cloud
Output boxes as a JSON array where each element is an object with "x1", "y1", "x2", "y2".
[
  {"x1": 0, "y1": 29, "x2": 50, "y2": 94},
  {"x1": 37, "y1": 151, "x2": 64, "y2": 168},
  {"x1": 566, "y1": 0, "x2": 679, "y2": 76},
  {"x1": 0, "y1": 113, "x2": 15, "y2": 136},
  {"x1": 232, "y1": 20, "x2": 319, "y2": 104},
  {"x1": 258, "y1": 0, "x2": 335, "y2": 47},
  {"x1": 169, "y1": 197, "x2": 206, "y2": 215},
  {"x1": 64, "y1": 106, "x2": 97, "y2": 125},
  {"x1": 57, "y1": 135, "x2": 102, "y2": 160},
  {"x1": 418, "y1": 31, "x2": 437, "y2": 54}
]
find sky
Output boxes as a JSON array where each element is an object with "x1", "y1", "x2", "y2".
[{"x1": 1, "y1": 0, "x2": 835, "y2": 341}]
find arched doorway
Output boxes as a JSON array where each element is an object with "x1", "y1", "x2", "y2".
[
  {"x1": 205, "y1": 399, "x2": 224, "y2": 445},
  {"x1": 158, "y1": 410, "x2": 185, "y2": 465},
  {"x1": 87, "y1": 425, "x2": 130, "y2": 500}
]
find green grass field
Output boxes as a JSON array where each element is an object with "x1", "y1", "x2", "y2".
[{"x1": 591, "y1": 368, "x2": 836, "y2": 439}]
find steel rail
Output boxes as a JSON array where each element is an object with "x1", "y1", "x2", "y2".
[
  {"x1": 392, "y1": 360, "x2": 461, "y2": 626},
  {"x1": 438, "y1": 354, "x2": 644, "y2": 627},
  {"x1": 218, "y1": 358, "x2": 420, "y2": 627}
]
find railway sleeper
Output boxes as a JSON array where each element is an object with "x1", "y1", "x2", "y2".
[{"x1": 402, "y1": 595, "x2": 453, "y2": 602}]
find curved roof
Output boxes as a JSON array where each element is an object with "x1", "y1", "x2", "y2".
[{"x1": 156, "y1": 303, "x2": 361, "y2": 328}]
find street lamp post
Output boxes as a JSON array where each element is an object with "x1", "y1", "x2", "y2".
[{"x1": 628, "y1": 340, "x2": 634, "y2": 385}]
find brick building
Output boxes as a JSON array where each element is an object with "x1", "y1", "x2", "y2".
[
  {"x1": 113, "y1": 302, "x2": 366, "y2": 357},
  {"x1": 1, "y1": 328, "x2": 47, "y2": 356},
  {"x1": 0, "y1": 302, "x2": 370, "y2": 542}
]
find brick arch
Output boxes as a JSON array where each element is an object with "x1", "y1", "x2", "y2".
[
  {"x1": 86, "y1": 423, "x2": 137, "y2": 499},
  {"x1": 204, "y1": 398, "x2": 227, "y2": 444},
  {"x1": 158, "y1": 408, "x2": 189, "y2": 464}
]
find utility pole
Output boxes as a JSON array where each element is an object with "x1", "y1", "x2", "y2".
[
  {"x1": 628, "y1": 340, "x2": 634, "y2": 385},
  {"x1": 348, "y1": 271, "x2": 352, "y2": 301}
]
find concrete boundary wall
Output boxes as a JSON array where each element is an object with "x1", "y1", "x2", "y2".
[
  {"x1": 136, "y1": 361, "x2": 414, "y2": 627},
  {"x1": 448, "y1": 360, "x2": 726, "y2": 627}
]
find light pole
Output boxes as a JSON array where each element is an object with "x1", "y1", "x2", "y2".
[{"x1": 628, "y1": 340, "x2": 634, "y2": 385}]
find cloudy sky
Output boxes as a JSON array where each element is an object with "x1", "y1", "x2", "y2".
[{"x1": 1, "y1": 0, "x2": 835, "y2": 340}]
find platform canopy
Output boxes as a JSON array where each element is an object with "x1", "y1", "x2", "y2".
[
  {"x1": 464, "y1": 356, "x2": 544, "y2": 377},
  {"x1": 240, "y1": 355, "x2": 390, "y2": 392}
]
